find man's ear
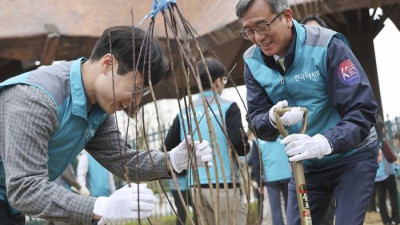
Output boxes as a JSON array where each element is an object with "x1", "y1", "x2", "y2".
[
  {"x1": 283, "y1": 8, "x2": 293, "y2": 27},
  {"x1": 101, "y1": 53, "x2": 114, "y2": 75},
  {"x1": 214, "y1": 77, "x2": 223, "y2": 87},
  {"x1": 213, "y1": 77, "x2": 224, "y2": 93}
]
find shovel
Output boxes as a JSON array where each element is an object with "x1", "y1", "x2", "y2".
[{"x1": 274, "y1": 107, "x2": 312, "y2": 225}]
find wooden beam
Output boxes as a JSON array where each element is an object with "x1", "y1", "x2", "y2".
[
  {"x1": 291, "y1": 0, "x2": 303, "y2": 20},
  {"x1": 0, "y1": 59, "x2": 12, "y2": 68},
  {"x1": 380, "y1": 4, "x2": 400, "y2": 22},
  {"x1": 369, "y1": 0, "x2": 383, "y2": 9},
  {"x1": 40, "y1": 24, "x2": 60, "y2": 65},
  {"x1": 388, "y1": 7, "x2": 400, "y2": 30},
  {"x1": 322, "y1": 15, "x2": 342, "y2": 30},
  {"x1": 356, "y1": 9, "x2": 363, "y2": 35},
  {"x1": 310, "y1": 0, "x2": 400, "y2": 17},
  {"x1": 338, "y1": 12, "x2": 349, "y2": 25}
]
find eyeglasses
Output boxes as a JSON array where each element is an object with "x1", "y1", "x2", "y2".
[
  {"x1": 132, "y1": 86, "x2": 151, "y2": 97},
  {"x1": 239, "y1": 10, "x2": 285, "y2": 40},
  {"x1": 141, "y1": 87, "x2": 151, "y2": 96},
  {"x1": 222, "y1": 76, "x2": 228, "y2": 85}
]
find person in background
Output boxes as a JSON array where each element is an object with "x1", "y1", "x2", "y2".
[
  {"x1": 165, "y1": 58, "x2": 249, "y2": 225},
  {"x1": 77, "y1": 151, "x2": 116, "y2": 197},
  {"x1": 300, "y1": 15, "x2": 327, "y2": 28},
  {"x1": 252, "y1": 138, "x2": 291, "y2": 225},
  {"x1": 235, "y1": 0, "x2": 379, "y2": 224},
  {"x1": 0, "y1": 26, "x2": 212, "y2": 225},
  {"x1": 45, "y1": 164, "x2": 90, "y2": 225},
  {"x1": 375, "y1": 120, "x2": 399, "y2": 225},
  {"x1": 57, "y1": 164, "x2": 91, "y2": 196},
  {"x1": 393, "y1": 133, "x2": 400, "y2": 208},
  {"x1": 168, "y1": 170, "x2": 196, "y2": 225},
  {"x1": 247, "y1": 130, "x2": 273, "y2": 224},
  {"x1": 394, "y1": 133, "x2": 400, "y2": 150}
]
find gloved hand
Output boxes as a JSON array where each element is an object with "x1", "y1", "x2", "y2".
[
  {"x1": 70, "y1": 186, "x2": 90, "y2": 196},
  {"x1": 78, "y1": 186, "x2": 90, "y2": 196},
  {"x1": 170, "y1": 136, "x2": 213, "y2": 173},
  {"x1": 268, "y1": 100, "x2": 304, "y2": 128},
  {"x1": 93, "y1": 183, "x2": 157, "y2": 225},
  {"x1": 281, "y1": 134, "x2": 333, "y2": 161}
]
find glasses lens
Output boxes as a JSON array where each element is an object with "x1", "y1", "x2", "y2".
[
  {"x1": 142, "y1": 87, "x2": 151, "y2": 96},
  {"x1": 222, "y1": 76, "x2": 228, "y2": 85},
  {"x1": 257, "y1": 25, "x2": 269, "y2": 35},
  {"x1": 240, "y1": 30, "x2": 250, "y2": 40},
  {"x1": 132, "y1": 86, "x2": 150, "y2": 97}
]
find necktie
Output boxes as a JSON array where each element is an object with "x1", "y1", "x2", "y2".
[{"x1": 278, "y1": 57, "x2": 285, "y2": 71}]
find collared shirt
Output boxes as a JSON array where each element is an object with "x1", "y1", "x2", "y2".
[
  {"x1": 0, "y1": 60, "x2": 170, "y2": 224},
  {"x1": 244, "y1": 22, "x2": 377, "y2": 154}
]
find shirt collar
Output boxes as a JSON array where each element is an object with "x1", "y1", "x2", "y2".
[{"x1": 69, "y1": 57, "x2": 92, "y2": 119}]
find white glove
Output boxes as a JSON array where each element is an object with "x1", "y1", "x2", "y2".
[
  {"x1": 170, "y1": 136, "x2": 213, "y2": 173},
  {"x1": 269, "y1": 100, "x2": 304, "y2": 128},
  {"x1": 93, "y1": 183, "x2": 157, "y2": 225},
  {"x1": 70, "y1": 186, "x2": 90, "y2": 196},
  {"x1": 281, "y1": 134, "x2": 333, "y2": 161},
  {"x1": 78, "y1": 186, "x2": 90, "y2": 196}
]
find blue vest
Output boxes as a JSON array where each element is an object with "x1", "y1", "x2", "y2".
[
  {"x1": 169, "y1": 173, "x2": 189, "y2": 191},
  {"x1": 376, "y1": 141, "x2": 395, "y2": 180},
  {"x1": 87, "y1": 154, "x2": 111, "y2": 197},
  {"x1": 257, "y1": 138, "x2": 291, "y2": 182},
  {"x1": 179, "y1": 91, "x2": 238, "y2": 185},
  {"x1": 0, "y1": 58, "x2": 107, "y2": 204},
  {"x1": 244, "y1": 20, "x2": 356, "y2": 167}
]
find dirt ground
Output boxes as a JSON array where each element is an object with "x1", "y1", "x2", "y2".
[{"x1": 364, "y1": 211, "x2": 383, "y2": 225}]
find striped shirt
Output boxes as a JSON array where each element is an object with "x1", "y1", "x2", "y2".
[{"x1": 0, "y1": 84, "x2": 170, "y2": 224}]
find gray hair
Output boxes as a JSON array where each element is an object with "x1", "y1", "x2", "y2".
[{"x1": 235, "y1": 0, "x2": 289, "y2": 18}]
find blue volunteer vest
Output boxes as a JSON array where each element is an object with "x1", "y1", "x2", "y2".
[
  {"x1": 179, "y1": 91, "x2": 239, "y2": 185},
  {"x1": 376, "y1": 141, "x2": 395, "y2": 179},
  {"x1": 87, "y1": 154, "x2": 111, "y2": 197},
  {"x1": 169, "y1": 173, "x2": 189, "y2": 191},
  {"x1": 0, "y1": 58, "x2": 107, "y2": 210},
  {"x1": 244, "y1": 20, "x2": 356, "y2": 167},
  {"x1": 257, "y1": 138, "x2": 291, "y2": 182}
]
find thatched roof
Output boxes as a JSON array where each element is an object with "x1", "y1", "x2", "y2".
[{"x1": 1, "y1": 0, "x2": 400, "y2": 109}]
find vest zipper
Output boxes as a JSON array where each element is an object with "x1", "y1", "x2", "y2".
[{"x1": 281, "y1": 76, "x2": 286, "y2": 99}]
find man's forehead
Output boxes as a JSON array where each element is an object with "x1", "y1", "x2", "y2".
[{"x1": 245, "y1": 18, "x2": 270, "y2": 26}]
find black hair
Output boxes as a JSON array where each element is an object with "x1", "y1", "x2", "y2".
[
  {"x1": 300, "y1": 15, "x2": 328, "y2": 28},
  {"x1": 89, "y1": 26, "x2": 168, "y2": 86},
  {"x1": 197, "y1": 58, "x2": 226, "y2": 90}
]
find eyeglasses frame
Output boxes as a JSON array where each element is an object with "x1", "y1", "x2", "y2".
[
  {"x1": 117, "y1": 60, "x2": 151, "y2": 97},
  {"x1": 239, "y1": 10, "x2": 285, "y2": 40}
]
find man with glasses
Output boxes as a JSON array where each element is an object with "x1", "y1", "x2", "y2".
[
  {"x1": 236, "y1": 0, "x2": 379, "y2": 224},
  {"x1": 0, "y1": 26, "x2": 212, "y2": 225},
  {"x1": 165, "y1": 58, "x2": 249, "y2": 225}
]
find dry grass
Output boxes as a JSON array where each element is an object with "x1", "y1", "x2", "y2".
[{"x1": 364, "y1": 211, "x2": 383, "y2": 225}]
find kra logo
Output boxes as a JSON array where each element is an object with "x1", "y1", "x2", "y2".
[{"x1": 337, "y1": 59, "x2": 360, "y2": 85}]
